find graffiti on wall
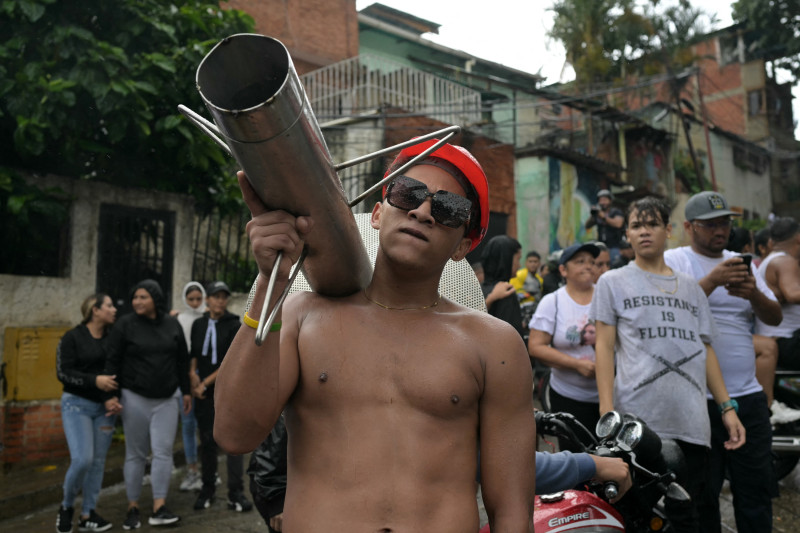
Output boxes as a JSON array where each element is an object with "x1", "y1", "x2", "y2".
[{"x1": 548, "y1": 157, "x2": 604, "y2": 251}]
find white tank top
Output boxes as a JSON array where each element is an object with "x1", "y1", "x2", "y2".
[{"x1": 755, "y1": 251, "x2": 800, "y2": 337}]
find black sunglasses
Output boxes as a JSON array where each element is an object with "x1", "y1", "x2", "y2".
[{"x1": 385, "y1": 175, "x2": 473, "y2": 229}]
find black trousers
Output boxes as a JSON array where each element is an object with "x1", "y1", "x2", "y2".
[
  {"x1": 547, "y1": 384, "x2": 600, "y2": 441},
  {"x1": 698, "y1": 392, "x2": 776, "y2": 533},
  {"x1": 195, "y1": 387, "x2": 244, "y2": 496},
  {"x1": 666, "y1": 440, "x2": 709, "y2": 533}
]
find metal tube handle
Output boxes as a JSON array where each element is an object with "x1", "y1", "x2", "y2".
[{"x1": 254, "y1": 248, "x2": 308, "y2": 346}]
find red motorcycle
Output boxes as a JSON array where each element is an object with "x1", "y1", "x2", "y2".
[{"x1": 481, "y1": 410, "x2": 691, "y2": 532}]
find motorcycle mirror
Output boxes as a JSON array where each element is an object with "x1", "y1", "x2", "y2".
[
  {"x1": 665, "y1": 482, "x2": 691, "y2": 503},
  {"x1": 596, "y1": 411, "x2": 623, "y2": 440}
]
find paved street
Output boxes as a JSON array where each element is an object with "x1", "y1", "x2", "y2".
[
  {"x1": 0, "y1": 453, "x2": 270, "y2": 532},
  {"x1": 2, "y1": 455, "x2": 799, "y2": 532}
]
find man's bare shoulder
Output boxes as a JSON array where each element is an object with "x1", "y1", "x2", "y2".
[{"x1": 440, "y1": 299, "x2": 529, "y2": 360}]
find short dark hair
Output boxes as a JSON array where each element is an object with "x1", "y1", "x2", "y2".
[
  {"x1": 526, "y1": 251, "x2": 540, "y2": 260},
  {"x1": 754, "y1": 228, "x2": 770, "y2": 253},
  {"x1": 626, "y1": 196, "x2": 671, "y2": 226},
  {"x1": 726, "y1": 227, "x2": 752, "y2": 253},
  {"x1": 770, "y1": 217, "x2": 800, "y2": 243}
]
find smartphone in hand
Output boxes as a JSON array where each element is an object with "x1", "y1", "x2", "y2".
[{"x1": 740, "y1": 253, "x2": 752, "y2": 273}]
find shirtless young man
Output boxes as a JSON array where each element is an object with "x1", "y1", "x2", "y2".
[{"x1": 214, "y1": 140, "x2": 536, "y2": 533}]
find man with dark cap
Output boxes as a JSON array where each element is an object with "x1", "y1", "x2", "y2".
[
  {"x1": 585, "y1": 189, "x2": 625, "y2": 262},
  {"x1": 189, "y1": 281, "x2": 252, "y2": 513},
  {"x1": 214, "y1": 140, "x2": 536, "y2": 533},
  {"x1": 665, "y1": 191, "x2": 781, "y2": 533}
]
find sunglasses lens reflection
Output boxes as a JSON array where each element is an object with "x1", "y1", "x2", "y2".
[{"x1": 387, "y1": 176, "x2": 471, "y2": 229}]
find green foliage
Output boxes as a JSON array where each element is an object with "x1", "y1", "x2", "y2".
[
  {"x1": 0, "y1": 166, "x2": 70, "y2": 275},
  {"x1": 548, "y1": 0, "x2": 715, "y2": 87},
  {"x1": 737, "y1": 217, "x2": 767, "y2": 232},
  {"x1": 732, "y1": 0, "x2": 800, "y2": 81},
  {"x1": 0, "y1": 0, "x2": 255, "y2": 215}
]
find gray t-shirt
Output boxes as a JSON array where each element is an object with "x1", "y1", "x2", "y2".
[{"x1": 590, "y1": 262, "x2": 717, "y2": 447}]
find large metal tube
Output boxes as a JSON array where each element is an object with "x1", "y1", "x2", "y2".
[{"x1": 195, "y1": 34, "x2": 372, "y2": 296}]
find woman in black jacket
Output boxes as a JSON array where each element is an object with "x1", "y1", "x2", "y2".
[
  {"x1": 105, "y1": 279, "x2": 191, "y2": 530},
  {"x1": 480, "y1": 235, "x2": 524, "y2": 337},
  {"x1": 56, "y1": 293, "x2": 118, "y2": 533}
]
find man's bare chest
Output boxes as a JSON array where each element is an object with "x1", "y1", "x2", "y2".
[{"x1": 294, "y1": 312, "x2": 483, "y2": 418}]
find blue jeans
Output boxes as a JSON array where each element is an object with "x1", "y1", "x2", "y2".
[
  {"x1": 180, "y1": 396, "x2": 198, "y2": 464},
  {"x1": 61, "y1": 392, "x2": 116, "y2": 514}
]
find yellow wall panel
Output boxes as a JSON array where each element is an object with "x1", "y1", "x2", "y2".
[{"x1": 4, "y1": 327, "x2": 69, "y2": 401}]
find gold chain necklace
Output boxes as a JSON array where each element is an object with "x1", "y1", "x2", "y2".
[
  {"x1": 644, "y1": 272, "x2": 679, "y2": 295},
  {"x1": 363, "y1": 288, "x2": 440, "y2": 311}
]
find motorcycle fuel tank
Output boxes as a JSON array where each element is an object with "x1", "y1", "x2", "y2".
[{"x1": 534, "y1": 491, "x2": 624, "y2": 532}]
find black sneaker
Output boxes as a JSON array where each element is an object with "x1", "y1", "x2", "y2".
[
  {"x1": 56, "y1": 505, "x2": 74, "y2": 533},
  {"x1": 122, "y1": 507, "x2": 140, "y2": 530},
  {"x1": 148, "y1": 505, "x2": 180, "y2": 526},
  {"x1": 227, "y1": 492, "x2": 253, "y2": 512},
  {"x1": 194, "y1": 489, "x2": 215, "y2": 510},
  {"x1": 78, "y1": 510, "x2": 112, "y2": 532}
]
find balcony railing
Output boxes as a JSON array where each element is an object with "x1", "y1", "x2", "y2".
[{"x1": 300, "y1": 54, "x2": 482, "y2": 127}]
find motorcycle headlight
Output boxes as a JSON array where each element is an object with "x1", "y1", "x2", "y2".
[
  {"x1": 617, "y1": 420, "x2": 643, "y2": 448},
  {"x1": 617, "y1": 420, "x2": 662, "y2": 460},
  {"x1": 596, "y1": 411, "x2": 623, "y2": 440}
]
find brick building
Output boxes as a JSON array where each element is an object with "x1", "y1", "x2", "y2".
[{"x1": 2, "y1": 1, "x2": 544, "y2": 466}]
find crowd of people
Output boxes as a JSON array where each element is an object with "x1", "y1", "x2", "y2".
[
  {"x1": 55, "y1": 279, "x2": 254, "y2": 532},
  {"x1": 53, "y1": 139, "x2": 800, "y2": 533}
]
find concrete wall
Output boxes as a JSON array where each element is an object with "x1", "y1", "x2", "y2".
[{"x1": 0, "y1": 174, "x2": 195, "y2": 362}]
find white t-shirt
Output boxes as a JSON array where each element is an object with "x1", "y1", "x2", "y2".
[
  {"x1": 755, "y1": 250, "x2": 800, "y2": 338},
  {"x1": 530, "y1": 286, "x2": 598, "y2": 403},
  {"x1": 664, "y1": 247, "x2": 774, "y2": 398}
]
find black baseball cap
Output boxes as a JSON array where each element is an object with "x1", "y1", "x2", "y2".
[
  {"x1": 559, "y1": 243, "x2": 601, "y2": 265},
  {"x1": 206, "y1": 281, "x2": 231, "y2": 296}
]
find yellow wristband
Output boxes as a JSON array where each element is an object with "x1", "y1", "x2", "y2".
[
  {"x1": 242, "y1": 312, "x2": 282, "y2": 332},
  {"x1": 242, "y1": 312, "x2": 259, "y2": 329}
]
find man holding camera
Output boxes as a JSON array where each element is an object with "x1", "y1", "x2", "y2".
[
  {"x1": 664, "y1": 191, "x2": 781, "y2": 533},
  {"x1": 585, "y1": 189, "x2": 624, "y2": 262}
]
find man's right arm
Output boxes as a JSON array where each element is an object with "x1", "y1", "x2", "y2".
[
  {"x1": 535, "y1": 451, "x2": 631, "y2": 501},
  {"x1": 595, "y1": 321, "x2": 617, "y2": 414},
  {"x1": 774, "y1": 256, "x2": 800, "y2": 304},
  {"x1": 213, "y1": 172, "x2": 311, "y2": 454}
]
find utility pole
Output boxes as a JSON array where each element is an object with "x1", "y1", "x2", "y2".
[{"x1": 670, "y1": 68, "x2": 704, "y2": 191}]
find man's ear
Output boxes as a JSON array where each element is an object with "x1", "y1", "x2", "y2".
[
  {"x1": 450, "y1": 237, "x2": 472, "y2": 262},
  {"x1": 558, "y1": 263, "x2": 568, "y2": 277},
  {"x1": 370, "y1": 202, "x2": 383, "y2": 230},
  {"x1": 667, "y1": 223, "x2": 673, "y2": 238},
  {"x1": 683, "y1": 220, "x2": 691, "y2": 232}
]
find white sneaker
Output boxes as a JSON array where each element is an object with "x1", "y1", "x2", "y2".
[
  {"x1": 179, "y1": 470, "x2": 202, "y2": 492},
  {"x1": 770, "y1": 400, "x2": 800, "y2": 425}
]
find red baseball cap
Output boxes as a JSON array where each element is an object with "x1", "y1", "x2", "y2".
[{"x1": 384, "y1": 139, "x2": 489, "y2": 252}]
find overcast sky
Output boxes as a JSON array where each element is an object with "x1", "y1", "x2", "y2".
[{"x1": 355, "y1": 0, "x2": 737, "y2": 84}]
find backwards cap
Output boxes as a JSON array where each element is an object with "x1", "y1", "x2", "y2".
[{"x1": 384, "y1": 139, "x2": 489, "y2": 252}]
